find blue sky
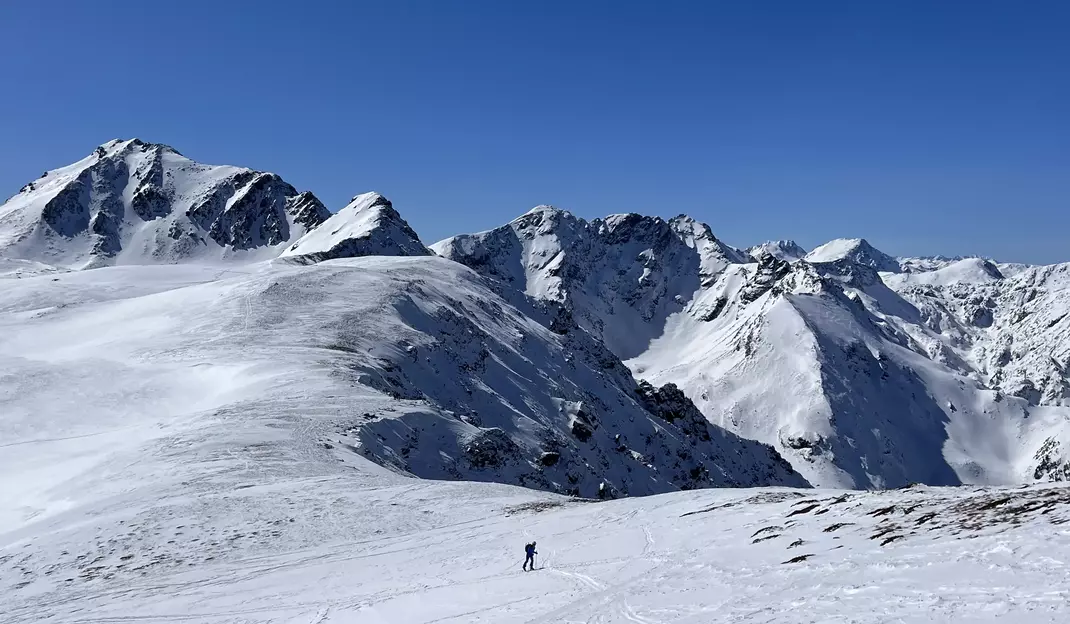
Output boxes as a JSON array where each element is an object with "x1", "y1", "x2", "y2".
[{"x1": 1, "y1": 1, "x2": 1066, "y2": 262}]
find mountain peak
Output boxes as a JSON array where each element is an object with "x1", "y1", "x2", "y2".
[
  {"x1": 94, "y1": 138, "x2": 183, "y2": 159},
  {"x1": 0, "y1": 139, "x2": 327, "y2": 268},
  {"x1": 667, "y1": 214, "x2": 709, "y2": 236},
  {"x1": 748, "y1": 240, "x2": 808, "y2": 262},
  {"x1": 281, "y1": 192, "x2": 429, "y2": 263},
  {"x1": 435, "y1": 208, "x2": 751, "y2": 359},
  {"x1": 805, "y1": 238, "x2": 900, "y2": 272},
  {"x1": 522, "y1": 204, "x2": 561, "y2": 216},
  {"x1": 515, "y1": 205, "x2": 580, "y2": 224}
]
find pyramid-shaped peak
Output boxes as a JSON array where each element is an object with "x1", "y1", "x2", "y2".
[
  {"x1": 805, "y1": 238, "x2": 900, "y2": 272},
  {"x1": 509, "y1": 205, "x2": 581, "y2": 231},
  {"x1": 281, "y1": 192, "x2": 429, "y2": 263},
  {"x1": 345, "y1": 191, "x2": 392, "y2": 210}
]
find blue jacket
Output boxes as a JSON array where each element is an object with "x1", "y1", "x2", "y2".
[{"x1": 525, "y1": 544, "x2": 536, "y2": 556}]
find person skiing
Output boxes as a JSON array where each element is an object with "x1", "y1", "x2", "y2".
[{"x1": 523, "y1": 541, "x2": 537, "y2": 571}]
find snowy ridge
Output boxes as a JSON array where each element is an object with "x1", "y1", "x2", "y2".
[
  {"x1": 747, "y1": 239, "x2": 807, "y2": 262},
  {"x1": 885, "y1": 261, "x2": 1070, "y2": 407},
  {"x1": 433, "y1": 207, "x2": 750, "y2": 359},
  {"x1": 443, "y1": 212, "x2": 1070, "y2": 489},
  {"x1": 632, "y1": 258, "x2": 967, "y2": 488},
  {"x1": 0, "y1": 256, "x2": 804, "y2": 512},
  {"x1": 884, "y1": 257, "x2": 1004, "y2": 287},
  {"x1": 7, "y1": 140, "x2": 1065, "y2": 490},
  {"x1": 281, "y1": 192, "x2": 430, "y2": 263},
  {"x1": 0, "y1": 139, "x2": 330, "y2": 268}
]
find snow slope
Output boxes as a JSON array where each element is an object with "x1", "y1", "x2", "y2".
[
  {"x1": 4, "y1": 474, "x2": 1069, "y2": 623},
  {"x1": 884, "y1": 257, "x2": 1005, "y2": 287},
  {"x1": 0, "y1": 139, "x2": 330, "y2": 269},
  {"x1": 631, "y1": 258, "x2": 983, "y2": 489},
  {"x1": 0, "y1": 253, "x2": 814, "y2": 621},
  {"x1": 281, "y1": 192, "x2": 430, "y2": 262},
  {"x1": 0, "y1": 256, "x2": 804, "y2": 529}
]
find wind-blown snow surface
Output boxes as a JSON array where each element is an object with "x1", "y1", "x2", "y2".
[
  {"x1": 4, "y1": 474, "x2": 1070, "y2": 623},
  {"x1": 0, "y1": 139, "x2": 330, "y2": 268}
]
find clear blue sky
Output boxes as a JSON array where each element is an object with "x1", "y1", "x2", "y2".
[{"x1": 1, "y1": 1, "x2": 1067, "y2": 262}]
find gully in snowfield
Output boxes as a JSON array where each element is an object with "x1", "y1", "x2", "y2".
[{"x1": 523, "y1": 542, "x2": 538, "y2": 571}]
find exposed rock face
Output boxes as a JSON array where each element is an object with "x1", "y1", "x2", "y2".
[
  {"x1": 0, "y1": 139, "x2": 329, "y2": 268},
  {"x1": 748, "y1": 240, "x2": 807, "y2": 262},
  {"x1": 439, "y1": 209, "x2": 1070, "y2": 490},
  {"x1": 1033, "y1": 437, "x2": 1070, "y2": 481},
  {"x1": 634, "y1": 381, "x2": 803, "y2": 488},
  {"x1": 433, "y1": 207, "x2": 749, "y2": 359},
  {"x1": 299, "y1": 257, "x2": 811, "y2": 497},
  {"x1": 9, "y1": 139, "x2": 1070, "y2": 495}
]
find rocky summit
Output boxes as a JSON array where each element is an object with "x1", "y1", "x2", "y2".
[{"x1": 0, "y1": 139, "x2": 329, "y2": 268}]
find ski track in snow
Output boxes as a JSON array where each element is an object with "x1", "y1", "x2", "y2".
[{"x1": 9, "y1": 472, "x2": 1070, "y2": 622}]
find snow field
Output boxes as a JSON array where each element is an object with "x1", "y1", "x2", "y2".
[{"x1": 4, "y1": 480, "x2": 1069, "y2": 623}]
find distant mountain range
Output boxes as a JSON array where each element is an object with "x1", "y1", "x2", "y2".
[{"x1": 4, "y1": 139, "x2": 1070, "y2": 492}]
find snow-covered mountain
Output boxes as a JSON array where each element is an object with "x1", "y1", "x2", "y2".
[
  {"x1": 0, "y1": 139, "x2": 330, "y2": 268},
  {"x1": 281, "y1": 192, "x2": 431, "y2": 263},
  {"x1": 5, "y1": 141, "x2": 1070, "y2": 622},
  {"x1": 7, "y1": 140, "x2": 1070, "y2": 492},
  {"x1": 805, "y1": 237, "x2": 902, "y2": 272},
  {"x1": 432, "y1": 207, "x2": 751, "y2": 360},
  {"x1": 0, "y1": 195, "x2": 805, "y2": 498},
  {"x1": 0, "y1": 204, "x2": 809, "y2": 620},
  {"x1": 747, "y1": 239, "x2": 807, "y2": 262},
  {"x1": 439, "y1": 210, "x2": 1070, "y2": 489}
]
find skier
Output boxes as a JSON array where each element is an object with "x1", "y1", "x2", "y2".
[{"x1": 523, "y1": 541, "x2": 538, "y2": 571}]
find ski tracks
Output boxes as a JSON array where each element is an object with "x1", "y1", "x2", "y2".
[
  {"x1": 528, "y1": 546, "x2": 668, "y2": 624},
  {"x1": 307, "y1": 606, "x2": 330, "y2": 624},
  {"x1": 619, "y1": 601, "x2": 660, "y2": 624},
  {"x1": 541, "y1": 549, "x2": 605, "y2": 591},
  {"x1": 551, "y1": 568, "x2": 606, "y2": 591},
  {"x1": 521, "y1": 524, "x2": 667, "y2": 623}
]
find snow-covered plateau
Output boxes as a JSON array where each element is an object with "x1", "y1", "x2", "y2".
[{"x1": 3, "y1": 140, "x2": 1070, "y2": 623}]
